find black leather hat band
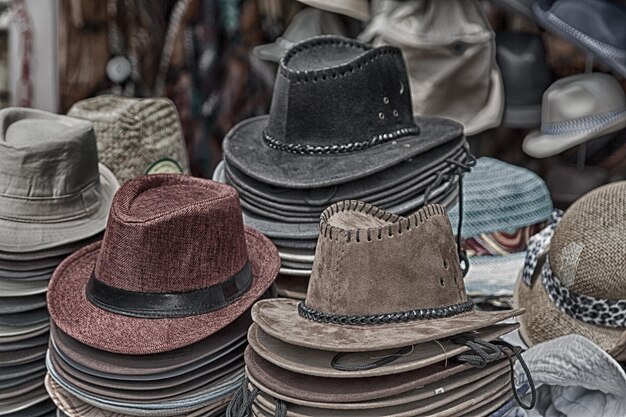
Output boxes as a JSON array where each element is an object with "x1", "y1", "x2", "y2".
[{"x1": 85, "y1": 262, "x2": 252, "y2": 318}]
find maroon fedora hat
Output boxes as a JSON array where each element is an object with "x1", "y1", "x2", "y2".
[{"x1": 47, "y1": 174, "x2": 280, "y2": 354}]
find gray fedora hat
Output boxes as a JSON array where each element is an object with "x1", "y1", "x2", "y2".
[
  {"x1": 223, "y1": 37, "x2": 463, "y2": 189},
  {"x1": 523, "y1": 73, "x2": 626, "y2": 158},
  {"x1": 254, "y1": 9, "x2": 347, "y2": 63},
  {"x1": 533, "y1": 0, "x2": 626, "y2": 79},
  {"x1": 0, "y1": 108, "x2": 119, "y2": 253}
]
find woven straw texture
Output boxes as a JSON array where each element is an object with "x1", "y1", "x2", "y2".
[
  {"x1": 550, "y1": 181, "x2": 626, "y2": 299},
  {"x1": 448, "y1": 157, "x2": 552, "y2": 238},
  {"x1": 68, "y1": 95, "x2": 190, "y2": 183}
]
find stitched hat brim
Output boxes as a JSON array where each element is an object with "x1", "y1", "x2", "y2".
[
  {"x1": 296, "y1": 0, "x2": 369, "y2": 21},
  {"x1": 252, "y1": 299, "x2": 523, "y2": 352},
  {"x1": 533, "y1": 0, "x2": 626, "y2": 79},
  {"x1": 514, "y1": 265, "x2": 626, "y2": 360},
  {"x1": 523, "y1": 117, "x2": 626, "y2": 158},
  {"x1": 219, "y1": 138, "x2": 467, "y2": 206},
  {"x1": 0, "y1": 164, "x2": 119, "y2": 253},
  {"x1": 247, "y1": 322, "x2": 518, "y2": 378},
  {"x1": 49, "y1": 317, "x2": 249, "y2": 377},
  {"x1": 47, "y1": 228, "x2": 279, "y2": 355},
  {"x1": 223, "y1": 116, "x2": 463, "y2": 189},
  {"x1": 245, "y1": 347, "x2": 509, "y2": 405},
  {"x1": 251, "y1": 373, "x2": 510, "y2": 417}
]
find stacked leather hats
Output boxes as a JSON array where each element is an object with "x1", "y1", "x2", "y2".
[
  {"x1": 214, "y1": 36, "x2": 473, "y2": 299},
  {"x1": 228, "y1": 201, "x2": 535, "y2": 417},
  {"x1": 44, "y1": 175, "x2": 280, "y2": 417},
  {"x1": 0, "y1": 108, "x2": 119, "y2": 417}
]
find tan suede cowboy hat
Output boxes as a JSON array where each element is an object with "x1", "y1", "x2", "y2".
[
  {"x1": 515, "y1": 181, "x2": 626, "y2": 362},
  {"x1": 252, "y1": 201, "x2": 523, "y2": 352}
]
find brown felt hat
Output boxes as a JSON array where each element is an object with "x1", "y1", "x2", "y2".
[
  {"x1": 516, "y1": 182, "x2": 626, "y2": 361},
  {"x1": 47, "y1": 175, "x2": 280, "y2": 355},
  {"x1": 247, "y1": 322, "x2": 518, "y2": 378},
  {"x1": 253, "y1": 201, "x2": 523, "y2": 352},
  {"x1": 250, "y1": 372, "x2": 510, "y2": 417}
]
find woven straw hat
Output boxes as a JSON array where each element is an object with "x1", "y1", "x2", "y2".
[
  {"x1": 68, "y1": 95, "x2": 190, "y2": 184},
  {"x1": 515, "y1": 181, "x2": 626, "y2": 361}
]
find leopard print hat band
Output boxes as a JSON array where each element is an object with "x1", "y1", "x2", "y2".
[{"x1": 522, "y1": 210, "x2": 626, "y2": 328}]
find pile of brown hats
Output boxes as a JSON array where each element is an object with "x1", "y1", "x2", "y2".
[
  {"x1": 0, "y1": 108, "x2": 120, "y2": 417},
  {"x1": 227, "y1": 201, "x2": 535, "y2": 417},
  {"x1": 44, "y1": 175, "x2": 280, "y2": 417},
  {"x1": 214, "y1": 36, "x2": 473, "y2": 300}
]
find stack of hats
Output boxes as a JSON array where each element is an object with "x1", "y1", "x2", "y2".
[
  {"x1": 67, "y1": 95, "x2": 191, "y2": 183},
  {"x1": 228, "y1": 201, "x2": 534, "y2": 417},
  {"x1": 360, "y1": 0, "x2": 504, "y2": 136},
  {"x1": 44, "y1": 175, "x2": 280, "y2": 417},
  {"x1": 214, "y1": 36, "x2": 472, "y2": 299},
  {"x1": 447, "y1": 157, "x2": 553, "y2": 299},
  {"x1": 0, "y1": 108, "x2": 119, "y2": 417},
  {"x1": 516, "y1": 181, "x2": 626, "y2": 362}
]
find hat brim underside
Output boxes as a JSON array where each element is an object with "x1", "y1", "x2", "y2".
[
  {"x1": 246, "y1": 358, "x2": 508, "y2": 409},
  {"x1": 533, "y1": 1, "x2": 626, "y2": 79},
  {"x1": 514, "y1": 269, "x2": 626, "y2": 359},
  {"x1": 220, "y1": 138, "x2": 467, "y2": 206},
  {"x1": 48, "y1": 229, "x2": 280, "y2": 355},
  {"x1": 523, "y1": 116, "x2": 626, "y2": 158},
  {"x1": 223, "y1": 116, "x2": 463, "y2": 189},
  {"x1": 49, "y1": 316, "x2": 250, "y2": 377},
  {"x1": 250, "y1": 373, "x2": 511, "y2": 417},
  {"x1": 252, "y1": 299, "x2": 523, "y2": 352},
  {"x1": 0, "y1": 164, "x2": 119, "y2": 254},
  {"x1": 246, "y1": 322, "x2": 518, "y2": 378}
]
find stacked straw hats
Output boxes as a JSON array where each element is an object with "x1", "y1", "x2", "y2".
[
  {"x1": 228, "y1": 201, "x2": 536, "y2": 416},
  {"x1": 0, "y1": 108, "x2": 119, "y2": 417},
  {"x1": 44, "y1": 175, "x2": 280, "y2": 417},
  {"x1": 214, "y1": 36, "x2": 473, "y2": 300}
]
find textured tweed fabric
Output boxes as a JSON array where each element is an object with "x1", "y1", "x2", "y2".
[{"x1": 68, "y1": 96, "x2": 190, "y2": 184}]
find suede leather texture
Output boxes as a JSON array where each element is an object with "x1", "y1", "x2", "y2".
[
  {"x1": 223, "y1": 36, "x2": 464, "y2": 189},
  {"x1": 307, "y1": 204, "x2": 466, "y2": 314},
  {"x1": 246, "y1": 362, "x2": 509, "y2": 410},
  {"x1": 251, "y1": 373, "x2": 511, "y2": 416},
  {"x1": 252, "y1": 201, "x2": 524, "y2": 351},
  {"x1": 247, "y1": 322, "x2": 518, "y2": 378}
]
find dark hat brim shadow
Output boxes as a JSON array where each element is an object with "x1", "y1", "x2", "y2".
[{"x1": 223, "y1": 116, "x2": 463, "y2": 189}]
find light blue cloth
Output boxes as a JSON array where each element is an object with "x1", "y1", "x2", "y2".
[{"x1": 448, "y1": 157, "x2": 553, "y2": 238}]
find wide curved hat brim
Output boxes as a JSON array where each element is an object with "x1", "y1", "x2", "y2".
[
  {"x1": 0, "y1": 321, "x2": 49, "y2": 338},
  {"x1": 533, "y1": 0, "x2": 626, "y2": 79},
  {"x1": 0, "y1": 295, "x2": 46, "y2": 315},
  {"x1": 0, "y1": 164, "x2": 119, "y2": 253},
  {"x1": 47, "y1": 228, "x2": 279, "y2": 355},
  {"x1": 252, "y1": 299, "x2": 523, "y2": 352},
  {"x1": 245, "y1": 347, "x2": 471, "y2": 404},
  {"x1": 247, "y1": 322, "x2": 518, "y2": 378},
  {"x1": 49, "y1": 316, "x2": 249, "y2": 377},
  {"x1": 45, "y1": 375, "x2": 231, "y2": 417},
  {"x1": 0, "y1": 324, "x2": 49, "y2": 344},
  {"x1": 1, "y1": 359, "x2": 46, "y2": 382},
  {"x1": 0, "y1": 307, "x2": 49, "y2": 328},
  {"x1": 223, "y1": 115, "x2": 463, "y2": 189},
  {"x1": 0, "y1": 386, "x2": 51, "y2": 415},
  {"x1": 0, "y1": 345, "x2": 46, "y2": 367},
  {"x1": 47, "y1": 348, "x2": 244, "y2": 402},
  {"x1": 0, "y1": 278, "x2": 50, "y2": 297},
  {"x1": 220, "y1": 138, "x2": 467, "y2": 206},
  {"x1": 239, "y1": 180, "x2": 458, "y2": 240},
  {"x1": 523, "y1": 118, "x2": 626, "y2": 158},
  {"x1": 251, "y1": 373, "x2": 511, "y2": 417},
  {"x1": 514, "y1": 266, "x2": 626, "y2": 360},
  {"x1": 0, "y1": 376, "x2": 43, "y2": 401}
]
